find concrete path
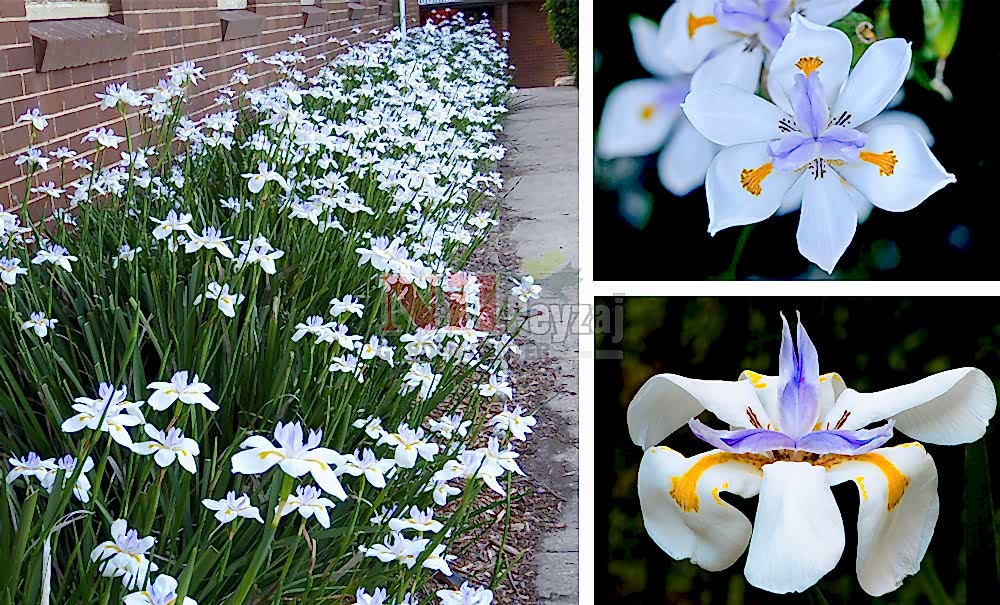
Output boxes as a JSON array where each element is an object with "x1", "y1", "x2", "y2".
[{"x1": 502, "y1": 86, "x2": 579, "y2": 604}]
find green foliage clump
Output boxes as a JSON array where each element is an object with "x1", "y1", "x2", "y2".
[{"x1": 543, "y1": 0, "x2": 578, "y2": 77}]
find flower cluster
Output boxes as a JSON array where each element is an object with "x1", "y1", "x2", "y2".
[
  {"x1": 1, "y1": 16, "x2": 536, "y2": 605},
  {"x1": 598, "y1": 1, "x2": 953, "y2": 273}
]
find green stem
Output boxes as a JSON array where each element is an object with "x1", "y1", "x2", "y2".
[
  {"x1": 226, "y1": 474, "x2": 293, "y2": 605},
  {"x1": 719, "y1": 225, "x2": 754, "y2": 280}
]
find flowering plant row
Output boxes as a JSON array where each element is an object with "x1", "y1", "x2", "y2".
[{"x1": 1, "y1": 18, "x2": 534, "y2": 605}]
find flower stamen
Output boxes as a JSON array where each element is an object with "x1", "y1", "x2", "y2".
[
  {"x1": 860, "y1": 150, "x2": 898, "y2": 176},
  {"x1": 795, "y1": 56, "x2": 824, "y2": 77},
  {"x1": 740, "y1": 162, "x2": 774, "y2": 196},
  {"x1": 687, "y1": 14, "x2": 718, "y2": 38}
]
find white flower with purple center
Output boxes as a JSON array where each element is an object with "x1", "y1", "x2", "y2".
[
  {"x1": 40, "y1": 454, "x2": 95, "y2": 502},
  {"x1": 337, "y1": 448, "x2": 395, "y2": 488},
  {"x1": 278, "y1": 484, "x2": 337, "y2": 528},
  {"x1": 231, "y1": 421, "x2": 347, "y2": 500},
  {"x1": 6, "y1": 452, "x2": 53, "y2": 485},
  {"x1": 202, "y1": 491, "x2": 264, "y2": 524},
  {"x1": 63, "y1": 383, "x2": 145, "y2": 448},
  {"x1": 123, "y1": 574, "x2": 197, "y2": 605},
  {"x1": 0, "y1": 257, "x2": 27, "y2": 285},
  {"x1": 32, "y1": 243, "x2": 78, "y2": 272},
  {"x1": 90, "y1": 519, "x2": 158, "y2": 589},
  {"x1": 683, "y1": 15, "x2": 955, "y2": 272},
  {"x1": 146, "y1": 371, "x2": 217, "y2": 412},
  {"x1": 628, "y1": 314, "x2": 996, "y2": 596},
  {"x1": 388, "y1": 506, "x2": 444, "y2": 533},
  {"x1": 663, "y1": 0, "x2": 862, "y2": 72},
  {"x1": 132, "y1": 425, "x2": 200, "y2": 473},
  {"x1": 436, "y1": 583, "x2": 494, "y2": 605},
  {"x1": 21, "y1": 311, "x2": 58, "y2": 338}
]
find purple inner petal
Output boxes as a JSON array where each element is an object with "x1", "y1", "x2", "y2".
[
  {"x1": 815, "y1": 126, "x2": 868, "y2": 163},
  {"x1": 777, "y1": 314, "x2": 821, "y2": 441},
  {"x1": 790, "y1": 74, "x2": 828, "y2": 138},
  {"x1": 794, "y1": 421, "x2": 895, "y2": 455},
  {"x1": 689, "y1": 418, "x2": 796, "y2": 454},
  {"x1": 761, "y1": 0, "x2": 793, "y2": 19},
  {"x1": 714, "y1": 0, "x2": 767, "y2": 35},
  {"x1": 758, "y1": 19, "x2": 790, "y2": 52}
]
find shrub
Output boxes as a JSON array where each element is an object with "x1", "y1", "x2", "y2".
[
  {"x1": 0, "y1": 18, "x2": 537, "y2": 605},
  {"x1": 543, "y1": 0, "x2": 579, "y2": 77}
]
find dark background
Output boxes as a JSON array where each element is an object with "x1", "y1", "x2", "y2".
[
  {"x1": 593, "y1": 1, "x2": 1000, "y2": 280},
  {"x1": 595, "y1": 297, "x2": 1000, "y2": 603}
]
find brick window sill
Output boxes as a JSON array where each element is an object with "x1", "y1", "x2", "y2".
[
  {"x1": 302, "y1": 6, "x2": 328, "y2": 27},
  {"x1": 219, "y1": 9, "x2": 264, "y2": 41},
  {"x1": 30, "y1": 18, "x2": 137, "y2": 73},
  {"x1": 348, "y1": 2, "x2": 365, "y2": 20}
]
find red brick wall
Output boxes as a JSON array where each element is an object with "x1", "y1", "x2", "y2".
[
  {"x1": 506, "y1": 0, "x2": 566, "y2": 88},
  {"x1": 0, "y1": 0, "x2": 422, "y2": 212}
]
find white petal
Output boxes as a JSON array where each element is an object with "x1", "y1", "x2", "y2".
[
  {"x1": 311, "y1": 466, "x2": 349, "y2": 500},
  {"x1": 690, "y1": 42, "x2": 765, "y2": 93},
  {"x1": 775, "y1": 173, "x2": 806, "y2": 216},
  {"x1": 796, "y1": 170, "x2": 857, "y2": 274},
  {"x1": 177, "y1": 451, "x2": 198, "y2": 473},
  {"x1": 596, "y1": 79, "x2": 682, "y2": 158},
  {"x1": 682, "y1": 85, "x2": 787, "y2": 146},
  {"x1": 797, "y1": 0, "x2": 865, "y2": 26},
  {"x1": 833, "y1": 39, "x2": 912, "y2": 128},
  {"x1": 630, "y1": 15, "x2": 680, "y2": 79},
  {"x1": 657, "y1": 118, "x2": 719, "y2": 197},
  {"x1": 767, "y1": 14, "x2": 853, "y2": 114},
  {"x1": 824, "y1": 368, "x2": 996, "y2": 445},
  {"x1": 627, "y1": 373, "x2": 771, "y2": 449},
  {"x1": 825, "y1": 443, "x2": 938, "y2": 597},
  {"x1": 837, "y1": 124, "x2": 955, "y2": 212},
  {"x1": 744, "y1": 461, "x2": 845, "y2": 594},
  {"x1": 860, "y1": 111, "x2": 934, "y2": 147},
  {"x1": 154, "y1": 449, "x2": 176, "y2": 468},
  {"x1": 638, "y1": 447, "x2": 763, "y2": 571},
  {"x1": 313, "y1": 506, "x2": 331, "y2": 528},
  {"x1": 659, "y1": 0, "x2": 739, "y2": 72},
  {"x1": 705, "y1": 143, "x2": 798, "y2": 235},
  {"x1": 231, "y1": 448, "x2": 282, "y2": 475}
]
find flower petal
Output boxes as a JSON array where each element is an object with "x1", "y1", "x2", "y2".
[
  {"x1": 660, "y1": 0, "x2": 739, "y2": 73},
  {"x1": 836, "y1": 123, "x2": 955, "y2": 212},
  {"x1": 744, "y1": 461, "x2": 845, "y2": 594},
  {"x1": 767, "y1": 14, "x2": 853, "y2": 115},
  {"x1": 597, "y1": 79, "x2": 684, "y2": 158},
  {"x1": 627, "y1": 373, "x2": 770, "y2": 449},
  {"x1": 638, "y1": 447, "x2": 764, "y2": 571},
  {"x1": 705, "y1": 142, "x2": 799, "y2": 235},
  {"x1": 657, "y1": 118, "x2": 720, "y2": 197},
  {"x1": 777, "y1": 314, "x2": 822, "y2": 440},
  {"x1": 797, "y1": 0, "x2": 865, "y2": 26},
  {"x1": 824, "y1": 443, "x2": 938, "y2": 596},
  {"x1": 231, "y1": 448, "x2": 282, "y2": 475},
  {"x1": 796, "y1": 169, "x2": 857, "y2": 274},
  {"x1": 630, "y1": 15, "x2": 680, "y2": 79},
  {"x1": 860, "y1": 111, "x2": 934, "y2": 147},
  {"x1": 823, "y1": 368, "x2": 996, "y2": 445},
  {"x1": 832, "y1": 38, "x2": 912, "y2": 129},
  {"x1": 689, "y1": 39, "x2": 765, "y2": 93},
  {"x1": 794, "y1": 421, "x2": 894, "y2": 455},
  {"x1": 682, "y1": 85, "x2": 787, "y2": 146},
  {"x1": 688, "y1": 418, "x2": 795, "y2": 453}
]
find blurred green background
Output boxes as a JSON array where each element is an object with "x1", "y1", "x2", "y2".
[{"x1": 595, "y1": 297, "x2": 1000, "y2": 604}]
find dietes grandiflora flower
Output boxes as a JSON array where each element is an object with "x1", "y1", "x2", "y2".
[
  {"x1": 231, "y1": 421, "x2": 348, "y2": 500},
  {"x1": 628, "y1": 313, "x2": 996, "y2": 595},
  {"x1": 682, "y1": 15, "x2": 954, "y2": 272}
]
